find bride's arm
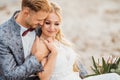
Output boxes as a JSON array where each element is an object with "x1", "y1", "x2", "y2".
[
  {"x1": 38, "y1": 51, "x2": 57, "y2": 80},
  {"x1": 37, "y1": 39, "x2": 57, "y2": 80}
]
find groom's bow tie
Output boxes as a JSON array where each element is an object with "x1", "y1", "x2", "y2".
[{"x1": 22, "y1": 28, "x2": 35, "y2": 36}]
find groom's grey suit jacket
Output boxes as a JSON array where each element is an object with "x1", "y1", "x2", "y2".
[{"x1": 0, "y1": 11, "x2": 42, "y2": 80}]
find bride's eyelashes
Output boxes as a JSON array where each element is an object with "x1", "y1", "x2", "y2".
[
  {"x1": 45, "y1": 21, "x2": 50, "y2": 25},
  {"x1": 54, "y1": 23, "x2": 60, "y2": 26},
  {"x1": 45, "y1": 21, "x2": 60, "y2": 26}
]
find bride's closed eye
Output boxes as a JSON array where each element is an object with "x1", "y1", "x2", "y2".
[
  {"x1": 54, "y1": 22, "x2": 60, "y2": 26},
  {"x1": 45, "y1": 21, "x2": 60, "y2": 26},
  {"x1": 45, "y1": 21, "x2": 50, "y2": 25}
]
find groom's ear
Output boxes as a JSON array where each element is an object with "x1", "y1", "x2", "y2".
[{"x1": 35, "y1": 26, "x2": 42, "y2": 37}]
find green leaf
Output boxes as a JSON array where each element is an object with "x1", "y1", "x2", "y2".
[
  {"x1": 92, "y1": 56, "x2": 100, "y2": 74},
  {"x1": 102, "y1": 57, "x2": 108, "y2": 73}
]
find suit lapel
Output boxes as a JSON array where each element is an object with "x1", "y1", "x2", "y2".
[
  {"x1": 9, "y1": 12, "x2": 25, "y2": 65},
  {"x1": 10, "y1": 32, "x2": 25, "y2": 65}
]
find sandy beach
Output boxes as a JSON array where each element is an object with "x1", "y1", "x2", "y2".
[{"x1": 0, "y1": 0, "x2": 120, "y2": 74}]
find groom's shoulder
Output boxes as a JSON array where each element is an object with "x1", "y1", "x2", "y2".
[
  {"x1": 0, "y1": 15, "x2": 14, "y2": 28},
  {"x1": 0, "y1": 18, "x2": 12, "y2": 38},
  {"x1": 0, "y1": 18, "x2": 12, "y2": 30}
]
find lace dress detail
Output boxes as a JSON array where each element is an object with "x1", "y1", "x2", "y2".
[{"x1": 49, "y1": 42, "x2": 82, "y2": 80}]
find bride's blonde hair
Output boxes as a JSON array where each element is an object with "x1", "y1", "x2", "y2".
[
  {"x1": 50, "y1": 2, "x2": 72, "y2": 47},
  {"x1": 51, "y1": 2, "x2": 80, "y2": 72}
]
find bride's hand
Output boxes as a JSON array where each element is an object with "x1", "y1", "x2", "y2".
[{"x1": 44, "y1": 38, "x2": 57, "y2": 54}]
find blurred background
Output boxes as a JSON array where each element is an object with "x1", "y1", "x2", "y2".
[{"x1": 0, "y1": 0, "x2": 120, "y2": 74}]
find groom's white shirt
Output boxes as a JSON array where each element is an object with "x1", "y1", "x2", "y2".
[{"x1": 20, "y1": 25, "x2": 35, "y2": 59}]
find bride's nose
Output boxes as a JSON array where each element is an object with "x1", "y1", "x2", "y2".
[{"x1": 49, "y1": 24, "x2": 55, "y2": 31}]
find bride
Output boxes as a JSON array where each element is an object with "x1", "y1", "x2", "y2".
[{"x1": 37, "y1": 2, "x2": 120, "y2": 80}]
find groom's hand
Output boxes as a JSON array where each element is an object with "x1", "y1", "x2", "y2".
[{"x1": 31, "y1": 36, "x2": 49, "y2": 62}]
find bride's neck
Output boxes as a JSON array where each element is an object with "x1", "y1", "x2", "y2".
[{"x1": 40, "y1": 34, "x2": 56, "y2": 41}]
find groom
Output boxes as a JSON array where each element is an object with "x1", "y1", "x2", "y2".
[{"x1": 0, "y1": 0, "x2": 53, "y2": 80}]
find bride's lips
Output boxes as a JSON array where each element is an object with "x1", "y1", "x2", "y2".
[{"x1": 47, "y1": 31, "x2": 55, "y2": 33}]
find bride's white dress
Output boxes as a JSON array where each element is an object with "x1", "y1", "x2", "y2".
[{"x1": 49, "y1": 42, "x2": 120, "y2": 80}]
